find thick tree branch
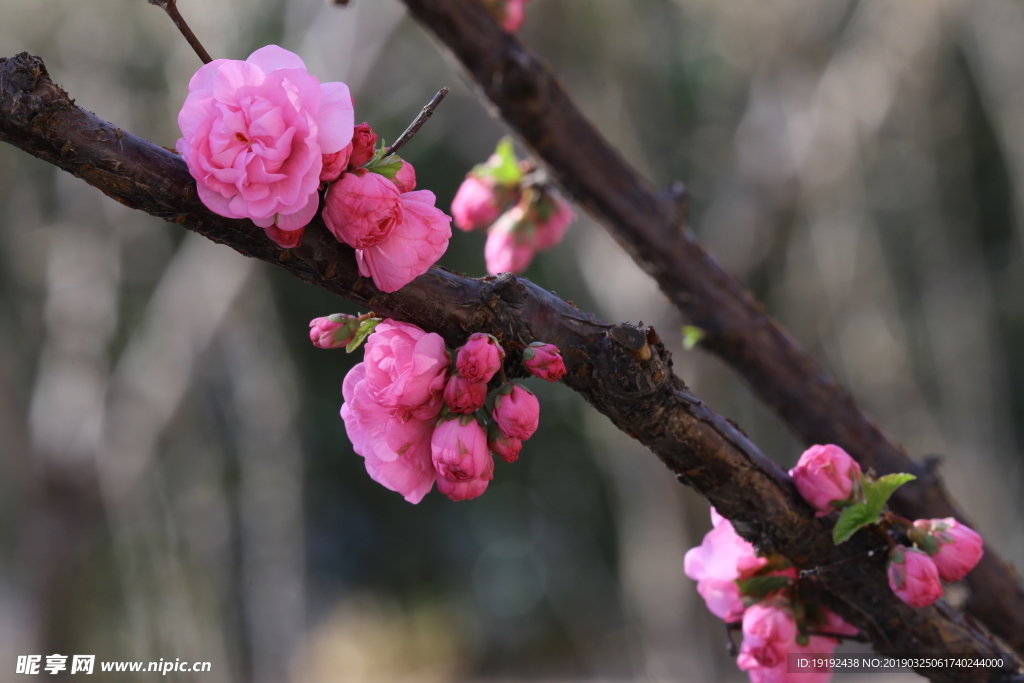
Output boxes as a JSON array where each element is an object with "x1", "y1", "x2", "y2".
[
  {"x1": 0, "y1": 53, "x2": 1016, "y2": 682},
  {"x1": 393, "y1": 0, "x2": 1024, "y2": 652}
]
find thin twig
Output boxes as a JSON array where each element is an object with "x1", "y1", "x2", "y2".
[
  {"x1": 149, "y1": 0, "x2": 213, "y2": 65},
  {"x1": 382, "y1": 87, "x2": 449, "y2": 159}
]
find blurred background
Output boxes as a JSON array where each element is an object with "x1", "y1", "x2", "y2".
[{"x1": 1, "y1": 0, "x2": 1022, "y2": 680}]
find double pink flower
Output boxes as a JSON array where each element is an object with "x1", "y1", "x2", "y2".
[
  {"x1": 177, "y1": 45, "x2": 354, "y2": 246},
  {"x1": 324, "y1": 168, "x2": 452, "y2": 293}
]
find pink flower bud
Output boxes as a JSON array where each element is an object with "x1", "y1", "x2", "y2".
[
  {"x1": 431, "y1": 418, "x2": 494, "y2": 501},
  {"x1": 262, "y1": 223, "x2": 306, "y2": 249},
  {"x1": 501, "y1": 0, "x2": 530, "y2": 31},
  {"x1": 684, "y1": 508, "x2": 767, "y2": 622},
  {"x1": 484, "y1": 206, "x2": 537, "y2": 275},
  {"x1": 309, "y1": 314, "x2": 360, "y2": 349},
  {"x1": 887, "y1": 546, "x2": 943, "y2": 607},
  {"x1": 523, "y1": 342, "x2": 566, "y2": 382},
  {"x1": 910, "y1": 518, "x2": 984, "y2": 583},
  {"x1": 321, "y1": 144, "x2": 353, "y2": 182},
  {"x1": 443, "y1": 375, "x2": 488, "y2": 414},
  {"x1": 487, "y1": 423, "x2": 522, "y2": 463},
  {"x1": 323, "y1": 171, "x2": 404, "y2": 249},
  {"x1": 451, "y1": 176, "x2": 506, "y2": 231},
  {"x1": 456, "y1": 333, "x2": 505, "y2": 383},
  {"x1": 492, "y1": 385, "x2": 540, "y2": 441},
  {"x1": 532, "y1": 190, "x2": 575, "y2": 250},
  {"x1": 393, "y1": 160, "x2": 417, "y2": 193},
  {"x1": 349, "y1": 122, "x2": 379, "y2": 169},
  {"x1": 788, "y1": 444, "x2": 863, "y2": 517}
]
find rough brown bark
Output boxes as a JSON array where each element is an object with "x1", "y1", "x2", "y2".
[
  {"x1": 1, "y1": 52, "x2": 1019, "y2": 682},
  {"x1": 393, "y1": 0, "x2": 1024, "y2": 654}
]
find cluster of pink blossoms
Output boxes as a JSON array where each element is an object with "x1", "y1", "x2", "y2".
[
  {"x1": 451, "y1": 138, "x2": 576, "y2": 275},
  {"x1": 311, "y1": 316, "x2": 566, "y2": 503},
  {"x1": 481, "y1": 0, "x2": 533, "y2": 31},
  {"x1": 684, "y1": 509, "x2": 858, "y2": 683},
  {"x1": 789, "y1": 445, "x2": 984, "y2": 608},
  {"x1": 177, "y1": 45, "x2": 450, "y2": 293}
]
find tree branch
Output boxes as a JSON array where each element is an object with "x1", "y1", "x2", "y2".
[
  {"x1": 0, "y1": 53, "x2": 1015, "y2": 681},
  {"x1": 393, "y1": 0, "x2": 1024, "y2": 653}
]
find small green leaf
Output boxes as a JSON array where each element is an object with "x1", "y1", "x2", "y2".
[
  {"x1": 345, "y1": 318, "x2": 381, "y2": 353},
  {"x1": 367, "y1": 158, "x2": 404, "y2": 180},
  {"x1": 832, "y1": 502, "x2": 879, "y2": 544},
  {"x1": 864, "y1": 473, "x2": 916, "y2": 512},
  {"x1": 831, "y1": 473, "x2": 916, "y2": 544},
  {"x1": 682, "y1": 325, "x2": 705, "y2": 350},
  {"x1": 473, "y1": 137, "x2": 522, "y2": 186},
  {"x1": 736, "y1": 575, "x2": 791, "y2": 598}
]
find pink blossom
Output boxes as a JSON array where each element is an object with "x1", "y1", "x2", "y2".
[
  {"x1": 355, "y1": 190, "x2": 452, "y2": 293},
  {"x1": 323, "y1": 171, "x2": 404, "y2": 249},
  {"x1": 888, "y1": 546, "x2": 943, "y2": 607},
  {"x1": 340, "y1": 363, "x2": 436, "y2": 504},
  {"x1": 737, "y1": 603, "x2": 838, "y2": 683},
  {"x1": 492, "y1": 385, "x2": 540, "y2": 441},
  {"x1": 911, "y1": 518, "x2": 984, "y2": 583},
  {"x1": 443, "y1": 375, "x2": 488, "y2": 414},
  {"x1": 484, "y1": 206, "x2": 537, "y2": 275},
  {"x1": 488, "y1": 425, "x2": 522, "y2": 463},
  {"x1": 684, "y1": 508, "x2": 768, "y2": 622},
  {"x1": 532, "y1": 191, "x2": 576, "y2": 250},
  {"x1": 309, "y1": 314, "x2": 360, "y2": 349},
  {"x1": 361, "y1": 320, "x2": 449, "y2": 421},
  {"x1": 177, "y1": 45, "x2": 354, "y2": 243},
  {"x1": 788, "y1": 444, "x2": 863, "y2": 517},
  {"x1": 348, "y1": 122, "x2": 379, "y2": 169},
  {"x1": 451, "y1": 176, "x2": 506, "y2": 231},
  {"x1": 456, "y1": 333, "x2": 505, "y2": 383},
  {"x1": 320, "y1": 145, "x2": 352, "y2": 182},
  {"x1": 523, "y1": 342, "x2": 566, "y2": 382},
  {"x1": 736, "y1": 603, "x2": 797, "y2": 671},
  {"x1": 431, "y1": 418, "x2": 494, "y2": 501},
  {"x1": 393, "y1": 160, "x2": 417, "y2": 193},
  {"x1": 817, "y1": 608, "x2": 859, "y2": 641},
  {"x1": 502, "y1": 0, "x2": 530, "y2": 31}
]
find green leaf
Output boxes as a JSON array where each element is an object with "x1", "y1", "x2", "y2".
[
  {"x1": 473, "y1": 137, "x2": 522, "y2": 186},
  {"x1": 865, "y1": 473, "x2": 916, "y2": 512},
  {"x1": 345, "y1": 318, "x2": 381, "y2": 353},
  {"x1": 367, "y1": 158, "x2": 404, "y2": 180},
  {"x1": 832, "y1": 473, "x2": 916, "y2": 544},
  {"x1": 682, "y1": 325, "x2": 705, "y2": 350},
  {"x1": 832, "y1": 502, "x2": 879, "y2": 544},
  {"x1": 736, "y1": 575, "x2": 791, "y2": 598}
]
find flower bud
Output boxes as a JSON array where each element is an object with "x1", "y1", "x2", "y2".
[
  {"x1": 523, "y1": 342, "x2": 566, "y2": 382},
  {"x1": 788, "y1": 444, "x2": 863, "y2": 517},
  {"x1": 488, "y1": 421, "x2": 522, "y2": 463},
  {"x1": 443, "y1": 375, "x2": 488, "y2": 414},
  {"x1": 321, "y1": 144, "x2": 353, "y2": 183},
  {"x1": 887, "y1": 546, "x2": 943, "y2": 607},
  {"x1": 910, "y1": 518, "x2": 984, "y2": 583},
  {"x1": 456, "y1": 333, "x2": 505, "y2": 383},
  {"x1": 451, "y1": 176, "x2": 507, "y2": 231},
  {"x1": 393, "y1": 160, "x2": 417, "y2": 193},
  {"x1": 349, "y1": 122, "x2": 379, "y2": 169},
  {"x1": 484, "y1": 206, "x2": 536, "y2": 275},
  {"x1": 492, "y1": 385, "x2": 540, "y2": 441},
  {"x1": 431, "y1": 417, "x2": 494, "y2": 501},
  {"x1": 532, "y1": 190, "x2": 575, "y2": 250},
  {"x1": 309, "y1": 314, "x2": 361, "y2": 349}
]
